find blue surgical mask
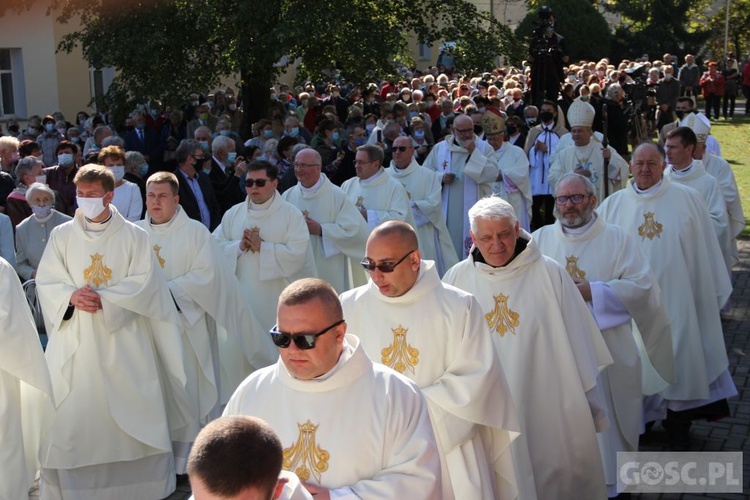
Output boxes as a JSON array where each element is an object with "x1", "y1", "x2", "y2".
[
  {"x1": 45, "y1": 123, "x2": 55, "y2": 133},
  {"x1": 413, "y1": 130, "x2": 425, "y2": 139},
  {"x1": 289, "y1": 126, "x2": 300, "y2": 137},
  {"x1": 332, "y1": 131, "x2": 340, "y2": 141},
  {"x1": 32, "y1": 204, "x2": 53, "y2": 219},
  {"x1": 71, "y1": 136, "x2": 80, "y2": 143},
  {"x1": 200, "y1": 140, "x2": 209, "y2": 151},
  {"x1": 366, "y1": 124, "x2": 375, "y2": 133},
  {"x1": 58, "y1": 153, "x2": 74, "y2": 166},
  {"x1": 354, "y1": 137, "x2": 366, "y2": 146},
  {"x1": 263, "y1": 129, "x2": 273, "y2": 139},
  {"x1": 227, "y1": 152, "x2": 237, "y2": 163},
  {"x1": 137, "y1": 163, "x2": 149, "y2": 176},
  {"x1": 220, "y1": 130, "x2": 230, "y2": 136},
  {"x1": 409, "y1": 111, "x2": 418, "y2": 119}
]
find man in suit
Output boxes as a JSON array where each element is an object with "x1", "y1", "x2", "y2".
[
  {"x1": 123, "y1": 112, "x2": 164, "y2": 172},
  {"x1": 173, "y1": 139, "x2": 221, "y2": 231},
  {"x1": 209, "y1": 135, "x2": 247, "y2": 216},
  {"x1": 187, "y1": 103, "x2": 219, "y2": 139}
]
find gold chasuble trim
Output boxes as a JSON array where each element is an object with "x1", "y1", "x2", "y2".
[
  {"x1": 485, "y1": 293, "x2": 520, "y2": 337},
  {"x1": 283, "y1": 420, "x2": 330, "y2": 483},
  {"x1": 565, "y1": 255, "x2": 586, "y2": 280},
  {"x1": 381, "y1": 324, "x2": 420, "y2": 374},
  {"x1": 638, "y1": 212, "x2": 663, "y2": 240},
  {"x1": 153, "y1": 245, "x2": 166, "y2": 268},
  {"x1": 83, "y1": 253, "x2": 112, "y2": 287}
]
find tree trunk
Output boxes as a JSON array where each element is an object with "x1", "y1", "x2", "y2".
[{"x1": 240, "y1": 67, "x2": 272, "y2": 140}]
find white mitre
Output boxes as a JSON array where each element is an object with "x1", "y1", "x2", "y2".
[
  {"x1": 567, "y1": 99, "x2": 595, "y2": 128},
  {"x1": 679, "y1": 112, "x2": 710, "y2": 144}
]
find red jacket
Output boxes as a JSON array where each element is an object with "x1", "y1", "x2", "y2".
[
  {"x1": 742, "y1": 62, "x2": 750, "y2": 87},
  {"x1": 700, "y1": 70, "x2": 725, "y2": 97}
]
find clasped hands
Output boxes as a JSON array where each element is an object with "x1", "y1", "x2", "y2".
[
  {"x1": 240, "y1": 228, "x2": 263, "y2": 253},
  {"x1": 70, "y1": 285, "x2": 102, "y2": 313}
]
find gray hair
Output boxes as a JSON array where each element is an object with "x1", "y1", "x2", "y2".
[
  {"x1": 212, "y1": 135, "x2": 234, "y2": 155},
  {"x1": 291, "y1": 144, "x2": 311, "y2": 159},
  {"x1": 555, "y1": 172, "x2": 594, "y2": 196},
  {"x1": 193, "y1": 125, "x2": 212, "y2": 139},
  {"x1": 125, "y1": 151, "x2": 145, "y2": 172},
  {"x1": 263, "y1": 138, "x2": 278, "y2": 157},
  {"x1": 176, "y1": 139, "x2": 202, "y2": 164},
  {"x1": 606, "y1": 83, "x2": 622, "y2": 100},
  {"x1": 102, "y1": 135, "x2": 125, "y2": 148},
  {"x1": 15, "y1": 156, "x2": 42, "y2": 181},
  {"x1": 468, "y1": 195, "x2": 517, "y2": 233},
  {"x1": 25, "y1": 182, "x2": 55, "y2": 203}
]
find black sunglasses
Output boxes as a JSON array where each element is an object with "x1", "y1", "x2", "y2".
[
  {"x1": 391, "y1": 146, "x2": 412, "y2": 152},
  {"x1": 360, "y1": 249, "x2": 415, "y2": 273},
  {"x1": 245, "y1": 178, "x2": 270, "y2": 187},
  {"x1": 269, "y1": 319, "x2": 345, "y2": 350}
]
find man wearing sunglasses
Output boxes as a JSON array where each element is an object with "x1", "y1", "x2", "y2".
[
  {"x1": 340, "y1": 221, "x2": 519, "y2": 499},
  {"x1": 224, "y1": 278, "x2": 443, "y2": 499},
  {"x1": 212, "y1": 161, "x2": 317, "y2": 336}
]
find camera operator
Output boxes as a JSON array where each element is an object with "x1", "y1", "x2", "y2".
[
  {"x1": 655, "y1": 66, "x2": 682, "y2": 131},
  {"x1": 528, "y1": 6, "x2": 568, "y2": 107}
]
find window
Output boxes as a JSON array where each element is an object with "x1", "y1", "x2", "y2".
[
  {"x1": 418, "y1": 42, "x2": 431, "y2": 61},
  {"x1": 89, "y1": 66, "x2": 115, "y2": 111},
  {"x1": 0, "y1": 49, "x2": 15, "y2": 116}
]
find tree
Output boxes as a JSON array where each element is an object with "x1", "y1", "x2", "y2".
[
  {"x1": 22, "y1": 0, "x2": 522, "y2": 127},
  {"x1": 692, "y1": 0, "x2": 750, "y2": 62}
]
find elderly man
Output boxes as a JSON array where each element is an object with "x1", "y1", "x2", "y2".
[
  {"x1": 482, "y1": 108, "x2": 533, "y2": 231},
  {"x1": 598, "y1": 143, "x2": 735, "y2": 447},
  {"x1": 282, "y1": 148, "x2": 369, "y2": 293},
  {"x1": 443, "y1": 196, "x2": 612, "y2": 500},
  {"x1": 209, "y1": 134, "x2": 248, "y2": 215},
  {"x1": 549, "y1": 99, "x2": 628, "y2": 203},
  {"x1": 341, "y1": 222, "x2": 518, "y2": 499},
  {"x1": 212, "y1": 161, "x2": 316, "y2": 333},
  {"x1": 137, "y1": 172, "x2": 275, "y2": 472},
  {"x1": 187, "y1": 103, "x2": 219, "y2": 139},
  {"x1": 35, "y1": 164, "x2": 190, "y2": 497},
  {"x1": 533, "y1": 173, "x2": 674, "y2": 497},
  {"x1": 174, "y1": 139, "x2": 221, "y2": 230},
  {"x1": 224, "y1": 278, "x2": 443, "y2": 499},
  {"x1": 341, "y1": 144, "x2": 414, "y2": 233},
  {"x1": 386, "y1": 137, "x2": 458, "y2": 275},
  {"x1": 423, "y1": 114, "x2": 498, "y2": 258},
  {"x1": 283, "y1": 115, "x2": 313, "y2": 145}
]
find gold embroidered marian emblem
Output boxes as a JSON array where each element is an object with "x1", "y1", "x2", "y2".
[
  {"x1": 83, "y1": 253, "x2": 112, "y2": 288},
  {"x1": 153, "y1": 245, "x2": 166, "y2": 268},
  {"x1": 355, "y1": 196, "x2": 364, "y2": 208},
  {"x1": 302, "y1": 209, "x2": 310, "y2": 218},
  {"x1": 638, "y1": 212, "x2": 663, "y2": 240},
  {"x1": 282, "y1": 420, "x2": 330, "y2": 483},
  {"x1": 485, "y1": 294, "x2": 520, "y2": 337},
  {"x1": 565, "y1": 255, "x2": 586, "y2": 280},
  {"x1": 381, "y1": 324, "x2": 420, "y2": 374}
]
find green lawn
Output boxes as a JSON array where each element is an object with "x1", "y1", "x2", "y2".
[{"x1": 704, "y1": 112, "x2": 749, "y2": 237}]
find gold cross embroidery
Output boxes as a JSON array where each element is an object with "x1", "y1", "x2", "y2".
[
  {"x1": 355, "y1": 196, "x2": 364, "y2": 208},
  {"x1": 381, "y1": 325, "x2": 420, "y2": 374},
  {"x1": 485, "y1": 293, "x2": 520, "y2": 337},
  {"x1": 638, "y1": 212, "x2": 663, "y2": 240},
  {"x1": 302, "y1": 209, "x2": 310, "y2": 218},
  {"x1": 153, "y1": 245, "x2": 166, "y2": 268},
  {"x1": 565, "y1": 255, "x2": 586, "y2": 280},
  {"x1": 282, "y1": 420, "x2": 330, "y2": 483},
  {"x1": 83, "y1": 253, "x2": 112, "y2": 288}
]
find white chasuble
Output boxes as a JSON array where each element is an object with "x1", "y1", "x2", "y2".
[
  {"x1": 224, "y1": 335, "x2": 443, "y2": 499},
  {"x1": 549, "y1": 141, "x2": 629, "y2": 202},
  {"x1": 0, "y1": 258, "x2": 54, "y2": 500},
  {"x1": 212, "y1": 193, "x2": 317, "y2": 333},
  {"x1": 283, "y1": 175, "x2": 369, "y2": 293},
  {"x1": 490, "y1": 141, "x2": 533, "y2": 232},
  {"x1": 423, "y1": 137, "x2": 498, "y2": 258},
  {"x1": 341, "y1": 261, "x2": 519, "y2": 499},
  {"x1": 386, "y1": 160, "x2": 459, "y2": 275},
  {"x1": 35, "y1": 206, "x2": 191, "y2": 499},
  {"x1": 341, "y1": 167, "x2": 416, "y2": 232},
  {"x1": 598, "y1": 177, "x2": 733, "y2": 405},
  {"x1": 444, "y1": 233, "x2": 612, "y2": 500},
  {"x1": 533, "y1": 216, "x2": 675, "y2": 490}
]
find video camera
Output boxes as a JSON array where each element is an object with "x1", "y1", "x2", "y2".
[{"x1": 530, "y1": 6, "x2": 558, "y2": 56}]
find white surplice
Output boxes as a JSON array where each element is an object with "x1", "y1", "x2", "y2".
[
  {"x1": 598, "y1": 177, "x2": 733, "y2": 407},
  {"x1": 533, "y1": 216, "x2": 675, "y2": 493},
  {"x1": 0, "y1": 257, "x2": 54, "y2": 500},
  {"x1": 386, "y1": 159, "x2": 459, "y2": 275},
  {"x1": 341, "y1": 167, "x2": 416, "y2": 231},
  {"x1": 444, "y1": 233, "x2": 613, "y2": 500},
  {"x1": 224, "y1": 335, "x2": 443, "y2": 499},
  {"x1": 340, "y1": 261, "x2": 519, "y2": 499},
  {"x1": 549, "y1": 140, "x2": 629, "y2": 202},
  {"x1": 35, "y1": 206, "x2": 191, "y2": 499},
  {"x1": 212, "y1": 193, "x2": 317, "y2": 333},
  {"x1": 422, "y1": 136, "x2": 499, "y2": 258},
  {"x1": 282, "y1": 175, "x2": 369, "y2": 293},
  {"x1": 489, "y1": 141, "x2": 533, "y2": 232}
]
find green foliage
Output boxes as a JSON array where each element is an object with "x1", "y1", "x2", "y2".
[
  {"x1": 516, "y1": 0, "x2": 612, "y2": 62},
  {"x1": 691, "y1": 0, "x2": 750, "y2": 61}
]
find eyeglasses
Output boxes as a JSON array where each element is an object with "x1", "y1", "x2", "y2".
[
  {"x1": 269, "y1": 319, "x2": 345, "y2": 350},
  {"x1": 294, "y1": 162, "x2": 320, "y2": 169},
  {"x1": 354, "y1": 159, "x2": 376, "y2": 166},
  {"x1": 360, "y1": 249, "x2": 416, "y2": 273},
  {"x1": 391, "y1": 146, "x2": 412, "y2": 152},
  {"x1": 454, "y1": 128, "x2": 474, "y2": 134},
  {"x1": 190, "y1": 154, "x2": 206, "y2": 161},
  {"x1": 245, "y1": 178, "x2": 271, "y2": 187},
  {"x1": 554, "y1": 194, "x2": 589, "y2": 206}
]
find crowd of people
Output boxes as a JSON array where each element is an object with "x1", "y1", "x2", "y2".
[{"x1": 0, "y1": 50, "x2": 747, "y2": 499}]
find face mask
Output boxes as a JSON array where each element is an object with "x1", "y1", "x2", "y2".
[
  {"x1": 270, "y1": 94, "x2": 278, "y2": 101},
  {"x1": 150, "y1": 109, "x2": 158, "y2": 117},
  {"x1": 426, "y1": 101, "x2": 434, "y2": 108},
  {"x1": 567, "y1": 75, "x2": 576, "y2": 83},
  {"x1": 193, "y1": 156, "x2": 206, "y2": 169},
  {"x1": 580, "y1": 95, "x2": 591, "y2": 102},
  {"x1": 203, "y1": 166, "x2": 212, "y2": 174},
  {"x1": 366, "y1": 123, "x2": 375, "y2": 132},
  {"x1": 478, "y1": 107, "x2": 487, "y2": 113},
  {"x1": 137, "y1": 163, "x2": 149, "y2": 176},
  {"x1": 57, "y1": 127, "x2": 67, "y2": 136},
  {"x1": 301, "y1": 99, "x2": 309, "y2": 107},
  {"x1": 506, "y1": 125, "x2": 517, "y2": 135},
  {"x1": 675, "y1": 110, "x2": 686, "y2": 119},
  {"x1": 228, "y1": 103, "x2": 237, "y2": 111},
  {"x1": 191, "y1": 100, "x2": 200, "y2": 106},
  {"x1": 289, "y1": 126, "x2": 299, "y2": 137},
  {"x1": 409, "y1": 111, "x2": 418, "y2": 119},
  {"x1": 332, "y1": 131, "x2": 340, "y2": 141},
  {"x1": 219, "y1": 130, "x2": 230, "y2": 136},
  {"x1": 8, "y1": 125, "x2": 18, "y2": 133},
  {"x1": 199, "y1": 112, "x2": 209, "y2": 120},
  {"x1": 664, "y1": 74, "x2": 673, "y2": 80},
  {"x1": 58, "y1": 153, "x2": 74, "y2": 166},
  {"x1": 45, "y1": 123, "x2": 55, "y2": 133},
  {"x1": 413, "y1": 130, "x2": 425, "y2": 139},
  {"x1": 540, "y1": 111, "x2": 554, "y2": 123},
  {"x1": 35, "y1": 175, "x2": 47, "y2": 184},
  {"x1": 263, "y1": 129, "x2": 273, "y2": 139},
  {"x1": 136, "y1": 121, "x2": 146, "y2": 130},
  {"x1": 110, "y1": 166, "x2": 125, "y2": 183},
  {"x1": 227, "y1": 152, "x2": 237, "y2": 163},
  {"x1": 525, "y1": 118, "x2": 537, "y2": 127},
  {"x1": 354, "y1": 137, "x2": 367, "y2": 146},
  {"x1": 592, "y1": 92, "x2": 601, "y2": 98},
  {"x1": 32, "y1": 204, "x2": 53, "y2": 219},
  {"x1": 71, "y1": 136, "x2": 80, "y2": 143},
  {"x1": 200, "y1": 140, "x2": 209, "y2": 151},
  {"x1": 77, "y1": 196, "x2": 106, "y2": 219}
]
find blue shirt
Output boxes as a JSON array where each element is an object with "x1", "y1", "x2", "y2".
[{"x1": 177, "y1": 168, "x2": 211, "y2": 228}]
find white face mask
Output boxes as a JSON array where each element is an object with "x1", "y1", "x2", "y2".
[
  {"x1": 110, "y1": 165, "x2": 125, "y2": 182},
  {"x1": 32, "y1": 204, "x2": 53, "y2": 219},
  {"x1": 77, "y1": 196, "x2": 107, "y2": 219},
  {"x1": 35, "y1": 175, "x2": 47, "y2": 184}
]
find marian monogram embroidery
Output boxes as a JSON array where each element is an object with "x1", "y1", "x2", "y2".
[
  {"x1": 355, "y1": 196, "x2": 364, "y2": 208},
  {"x1": 565, "y1": 255, "x2": 586, "y2": 280},
  {"x1": 283, "y1": 420, "x2": 330, "y2": 483},
  {"x1": 638, "y1": 212, "x2": 663, "y2": 240},
  {"x1": 302, "y1": 210, "x2": 310, "y2": 218},
  {"x1": 153, "y1": 245, "x2": 166, "y2": 268},
  {"x1": 381, "y1": 325, "x2": 419, "y2": 374},
  {"x1": 83, "y1": 253, "x2": 112, "y2": 288},
  {"x1": 485, "y1": 293, "x2": 520, "y2": 337}
]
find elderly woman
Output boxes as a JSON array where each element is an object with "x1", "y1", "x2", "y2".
[
  {"x1": 97, "y1": 145, "x2": 143, "y2": 221},
  {"x1": 14, "y1": 183, "x2": 71, "y2": 280},
  {"x1": 7, "y1": 157, "x2": 48, "y2": 227}
]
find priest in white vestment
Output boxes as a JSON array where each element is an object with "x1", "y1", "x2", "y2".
[
  {"x1": 533, "y1": 173, "x2": 675, "y2": 498},
  {"x1": 422, "y1": 114, "x2": 499, "y2": 257},
  {"x1": 212, "y1": 161, "x2": 317, "y2": 333},
  {"x1": 598, "y1": 143, "x2": 735, "y2": 446},
  {"x1": 481, "y1": 108, "x2": 533, "y2": 232},
  {"x1": 0, "y1": 257, "x2": 54, "y2": 500},
  {"x1": 549, "y1": 99, "x2": 628, "y2": 204},
  {"x1": 340, "y1": 221, "x2": 519, "y2": 499},
  {"x1": 444, "y1": 196, "x2": 613, "y2": 500},
  {"x1": 224, "y1": 278, "x2": 443, "y2": 499},
  {"x1": 385, "y1": 137, "x2": 458, "y2": 275},
  {"x1": 282, "y1": 148, "x2": 369, "y2": 293},
  {"x1": 137, "y1": 172, "x2": 277, "y2": 473},
  {"x1": 35, "y1": 165, "x2": 191, "y2": 499}
]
